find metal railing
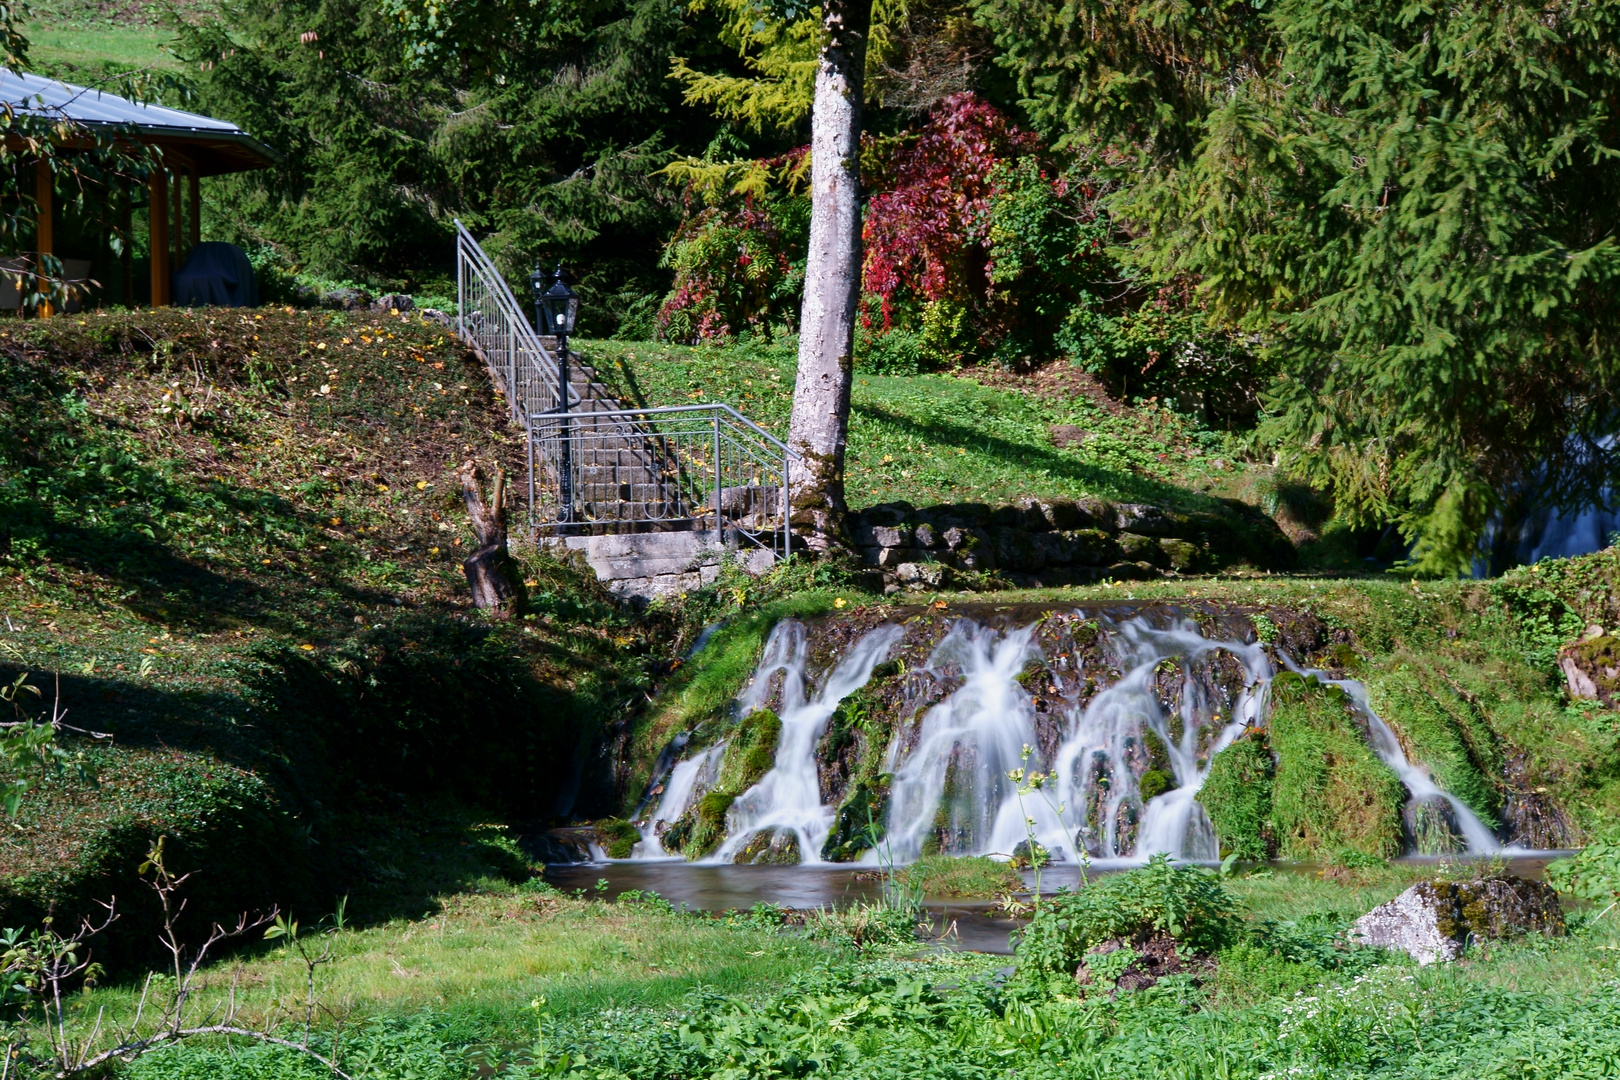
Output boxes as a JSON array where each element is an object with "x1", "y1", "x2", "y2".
[
  {"x1": 455, "y1": 219, "x2": 577, "y2": 419},
  {"x1": 527, "y1": 403, "x2": 792, "y2": 553},
  {"x1": 453, "y1": 222, "x2": 794, "y2": 554}
]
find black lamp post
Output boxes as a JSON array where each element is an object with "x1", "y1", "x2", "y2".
[{"x1": 532, "y1": 263, "x2": 580, "y2": 527}]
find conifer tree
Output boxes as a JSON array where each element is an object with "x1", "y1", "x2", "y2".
[{"x1": 980, "y1": 0, "x2": 1620, "y2": 572}]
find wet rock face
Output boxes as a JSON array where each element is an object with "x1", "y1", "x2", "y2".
[
  {"x1": 1353, "y1": 876, "x2": 1564, "y2": 964},
  {"x1": 734, "y1": 827, "x2": 801, "y2": 864}
]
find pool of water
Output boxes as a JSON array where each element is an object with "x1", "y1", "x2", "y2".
[{"x1": 540, "y1": 853, "x2": 1573, "y2": 955}]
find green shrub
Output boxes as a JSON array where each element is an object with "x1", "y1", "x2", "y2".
[
  {"x1": 1015, "y1": 853, "x2": 1237, "y2": 977},
  {"x1": 1269, "y1": 673, "x2": 1406, "y2": 861},
  {"x1": 1197, "y1": 733, "x2": 1275, "y2": 860}
]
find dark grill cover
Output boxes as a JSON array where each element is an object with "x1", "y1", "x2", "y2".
[{"x1": 173, "y1": 242, "x2": 259, "y2": 308}]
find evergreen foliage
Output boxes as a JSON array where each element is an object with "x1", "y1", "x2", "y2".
[
  {"x1": 174, "y1": 0, "x2": 728, "y2": 331},
  {"x1": 979, "y1": 0, "x2": 1620, "y2": 568}
]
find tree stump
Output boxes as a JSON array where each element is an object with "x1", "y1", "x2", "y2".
[{"x1": 459, "y1": 460, "x2": 525, "y2": 615}]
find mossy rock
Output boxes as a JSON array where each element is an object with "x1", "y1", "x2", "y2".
[
  {"x1": 717, "y1": 708, "x2": 782, "y2": 795},
  {"x1": 1269, "y1": 673, "x2": 1406, "y2": 861},
  {"x1": 822, "y1": 776, "x2": 891, "y2": 862},
  {"x1": 734, "y1": 827, "x2": 801, "y2": 865},
  {"x1": 1138, "y1": 768, "x2": 1175, "y2": 802},
  {"x1": 594, "y1": 818, "x2": 641, "y2": 860},
  {"x1": 1368, "y1": 665, "x2": 1501, "y2": 825},
  {"x1": 1197, "y1": 733, "x2": 1275, "y2": 860}
]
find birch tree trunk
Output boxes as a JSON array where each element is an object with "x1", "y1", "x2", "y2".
[{"x1": 787, "y1": 0, "x2": 871, "y2": 551}]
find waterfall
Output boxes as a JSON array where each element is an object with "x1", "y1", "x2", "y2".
[
  {"x1": 712, "y1": 621, "x2": 906, "y2": 864},
  {"x1": 637, "y1": 741, "x2": 727, "y2": 858},
  {"x1": 883, "y1": 617, "x2": 1270, "y2": 863},
  {"x1": 1303, "y1": 674, "x2": 1502, "y2": 854},
  {"x1": 639, "y1": 610, "x2": 1509, "y2": 864}
]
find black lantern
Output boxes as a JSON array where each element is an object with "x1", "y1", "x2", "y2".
[{"x1": 536, "y1": 262, "x2": 579, "y2": 336}]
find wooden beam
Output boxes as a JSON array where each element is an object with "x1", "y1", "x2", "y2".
[
  {"x1": 170, "y1": 164, "x2": 182, "y2": 276},
  {"x1": 187, "y1": 167, "x2": 200, "y2": 252},
  {"x1": 149, "y1": 169, "x2": 169, "y2": 307},
  {"x1": 35, "y1": 160, "x2": 52, "y2": 319}
]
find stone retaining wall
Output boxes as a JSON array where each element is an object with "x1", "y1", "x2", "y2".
[{"x1": 850, "y1": 495, "x2": 1294, "y2": 592}]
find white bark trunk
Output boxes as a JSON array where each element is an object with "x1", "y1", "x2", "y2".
[{"x1": 787, "y1": 0, "x2": 871, "y2": 551}]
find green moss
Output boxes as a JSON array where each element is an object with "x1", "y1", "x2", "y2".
[
  {"x1": 1368, "y1": 664, "x2": 1501, "y2": 824},
  {"x1": 1269, "y1": 673, "x2": 1406, "y2": 861},
  {"x1": 1138, "y1": 768, "x2": 1175, "y2": 802},
  {"x1": 822, "y1": 777, "x2": 891, "y2": 862},
  {"x1": 1197, "y1": 733, "x2": 1275, "y2": 860},
  {"x1": 594, "y1": 818, "x2": 641, "y2": 860},
  {"x1": 898, "y1": 855, "x2": 1022, "y2": 897}
]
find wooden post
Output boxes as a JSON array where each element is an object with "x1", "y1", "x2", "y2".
[
  {"x1": 149, "y1": 169, "x2": 169, "y2": 307},
  {"x1": 35, "y1": 160, "x2": 53, "y2": 319},
  {"x1": 120, "y1": 185, "x2": 133, "y2": 306},
  {"x1": 170, "y1": 165, "x2": 182, "y2": 276},
  {"x1": 187, "y1": 167, "x2": 200, "y2": 252}
]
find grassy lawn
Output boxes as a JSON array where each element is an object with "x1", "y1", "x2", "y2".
[
  {"x1": 579, "y1": 338, "x2": 1253, "y2": 514},
  {"x1": 33, "y1": 870, "x2": 1620, "y2": 1079},
  {"x1": 23, "y1": 0, "x2": 198, "y2": 74}
]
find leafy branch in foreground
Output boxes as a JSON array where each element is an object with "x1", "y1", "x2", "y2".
[{"x1": 0, "y1": 672, "x2": 103, "y2": 816}]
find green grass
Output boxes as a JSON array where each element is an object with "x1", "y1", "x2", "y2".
[
  {"x1": 579, "y1": 338, "x2": 1252, "y2": 513},
  {"x1": 43, "y1": 869, "x2": 1620, "y2": 1080},
  {"x1": 0, "y1": 309, "x2": 661, "y2": 950},
  {"x1": 26, "y1": 26, "x2": 182, "y2": 73},
  {"x1": 897, "y1": 854, "x2": 1023, "y2": 897}
]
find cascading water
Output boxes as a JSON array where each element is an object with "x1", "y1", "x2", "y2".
[
  {"x1": 638, "y1": 741, "x2": 726, "y2": 858},
  {"x1": 711, "y1": 621, "x2": 905, "y2": 863},
  {"x1": 883, "y1": 617, "x2": 1271, "y2": 863},
  {"x1": 637, "y1": 610, "x2": 1507, "y2": 864},
  {"x1": 1295, "y1": 671, "x2": 1502, "y2": 853}
]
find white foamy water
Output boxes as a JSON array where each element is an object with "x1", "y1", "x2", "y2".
[
  {"x1": 637, "y1": 741, "x2": 727, "y2": 858},
  {"x1": 710, "y1": 620, "x2": 905, "y2": 864},
  {"x1": 1294, "y1": 670, "x2": 1502, "y2": 854},
  {"x1": 637, "y1": 612, "x2": 1508, "y2": 863},
  {"x1": 883, "y1": 617, "x2": 1270, "y2": 863}
]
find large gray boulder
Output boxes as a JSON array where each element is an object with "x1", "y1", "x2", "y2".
[{"x1": 1353, "y1": 876, "x2": 1564, "y2": 965}]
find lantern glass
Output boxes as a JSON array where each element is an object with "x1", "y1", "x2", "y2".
[{"x1": 542, "y1": 278, "x2": 578, "y2": 335}]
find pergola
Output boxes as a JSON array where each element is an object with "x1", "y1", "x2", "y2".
[{"x1": 0, "y1": 70, "x2": 280, "y2": 314}]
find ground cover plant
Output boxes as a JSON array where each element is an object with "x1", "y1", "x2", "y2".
[{"x1": 7, "y1": 854, "x2": 1614, "y2": 1080}]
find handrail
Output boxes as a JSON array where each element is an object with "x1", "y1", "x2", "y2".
[
  {"x1": 524, "y1": 401, "x2": 798, "y2": 459},
  {"x1": 452, "y1": 225, "x2": 795, "y2": 558},
  {"x1": 453, "y1": 219, "x2": 578, "y2": 412}
]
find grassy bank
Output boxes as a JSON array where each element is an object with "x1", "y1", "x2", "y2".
[
  {"x1": 27, "y1": 861, "x2": 1619, "y2": 1080},
  {"x1": 578, "y1": 338, "x2": 1255, "y2": 515},
  {"x1": 0, "y1": 308, "x2": 660, "y2": 956}
]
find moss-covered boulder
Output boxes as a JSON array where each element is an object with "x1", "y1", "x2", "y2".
[
  {"x1": 733, "y1": 827, "x2": 801, "y2": 864},
  {"x1": 660, "y1": 708, "x2": 782, "y2": 860},
  {"x1": 1197, "y1": 733, "x2": 1275, "y2": 860},
  {"x1": 594, "y1": 818, "x2": 641, "y2": 859},
  {"x1": 1269, "y1": 673, "x2": 1407, "y2": 861}
]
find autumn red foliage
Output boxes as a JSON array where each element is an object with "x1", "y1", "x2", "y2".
[{"x1": 861, "y1": 92, "x2": 1041, "y2": 328}]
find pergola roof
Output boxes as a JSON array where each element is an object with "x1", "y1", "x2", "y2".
[{"x1": 0, "y1": 69, "x2": 280, "y2": 175}]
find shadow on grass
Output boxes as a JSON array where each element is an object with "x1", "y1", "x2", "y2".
[{"x1": 851, "y1": 401, "x2": 1217, "y2": 509}]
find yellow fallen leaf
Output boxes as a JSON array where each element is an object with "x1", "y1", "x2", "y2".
[
  {"x1": 834, "y1": 597, "x2": 847, "y2": 609},
  {"x1": 416, "y1": 480, "x2": 428, "y2": 489},
  {"x1": 376, "y1": 485, "x2": 390, "y2": 494},
  {"x1": 299, "y1": 643, "x2": 315, "y2": 651},
  {"x1": 430, "y1": 547, "x2": 441, "y2": 556},
  {"x1": 316, "y1": 342, "x2": 327, "y2": 351}
]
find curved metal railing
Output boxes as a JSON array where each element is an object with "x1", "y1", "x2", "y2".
[{"x1": 454, "y1": 223, "x2": 794, "y2": 554}]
